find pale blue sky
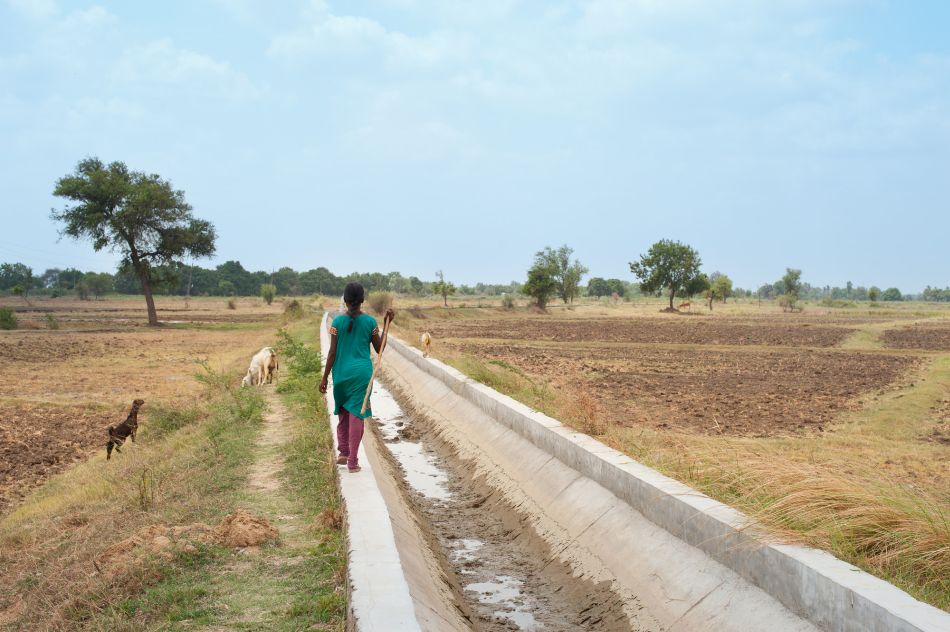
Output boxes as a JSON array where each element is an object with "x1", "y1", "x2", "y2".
[{"x1": 2, "y1": 0, "x2": 948, "y2": 291}]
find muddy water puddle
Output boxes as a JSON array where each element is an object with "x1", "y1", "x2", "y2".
[{"x1": 371, "y1": 383, "x2": 629, "y2": 631}]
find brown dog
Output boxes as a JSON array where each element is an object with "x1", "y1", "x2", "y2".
[{"x1": 107, "y1": 399, "x2": 145, "y2": 460}]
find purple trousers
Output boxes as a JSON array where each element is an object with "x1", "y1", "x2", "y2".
[{"x1": 337, "y1": 408, "x2": 364, "y2": 470}]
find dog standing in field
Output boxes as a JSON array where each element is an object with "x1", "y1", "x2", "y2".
[
  {"x1": 420, "y1": 332, "x2": 432, "y2": 357},
  {"x1": 107, "y1": 399, "x2": 145, "y2": 460}
]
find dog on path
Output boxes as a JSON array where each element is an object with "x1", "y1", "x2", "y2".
[{"x1": 420, "y1": 332, "x2": 432, "y2": 357}]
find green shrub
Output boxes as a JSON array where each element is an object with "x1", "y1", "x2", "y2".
[
  {"x1": 45, "y1": 313, "x2": 60, "y2": 330},
  {"x1": 260, "y1": 284, "x2": 277, "y2": 305},
  {"x1": 0, "y1": 308, "x2": 16, "y2": 330},
  {"x1": 501, "y1": 295, "x2": 515, "y2": 309},
  {"x1": 227, "y1": 298, "x2": 236, "y2": 310},
  {"x1": 274, "y1": 328, "x2": 322, "y2": 393}
]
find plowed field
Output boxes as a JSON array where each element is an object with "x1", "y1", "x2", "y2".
[
  {"x1": 883, "y1": 323, "x2": 950, "y2": 351},
  {"x1": 0, "y1": 296, "x2": 278, "y2": 516},
  {"x1": 424, "y1": 317, "x2": 854, "y2": 347},
  {"x1": 0, "y1": 402, "x2": 122, "y2": 513},
  {"x1": 451, "y1": 341, "x2": 916, "y2": 436}
]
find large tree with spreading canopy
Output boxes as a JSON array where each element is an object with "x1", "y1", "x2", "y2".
[{"x1": 52, "y1": 158, "x2": 216, "y2": 326}]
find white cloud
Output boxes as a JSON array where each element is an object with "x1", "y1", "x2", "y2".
[
  {"x1": 268, "y1": 2, "x2": 471, "y2": 69},
  {"x1": 113, "y1": 39, "x2": 263, "y2": 100},
  {"x1": 5, "y1": 0, "x2": 58, "y2": 20}
]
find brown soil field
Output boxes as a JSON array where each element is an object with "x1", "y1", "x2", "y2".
[
  {"x1": 423, "y1": 316, "x2": 855, "y2": 347},
  {"x1": 0, "y1": 401, "x2": 124, "y2": 513},
  {"x1": 0, "y1": 296, "x2": 281, "y2": 517},
  {"x1": 451, "y1": 341, "x2": 916, "y2": 436},
  {"x1": 883, "y1": 323, "x2": 950, "y2": 351}
]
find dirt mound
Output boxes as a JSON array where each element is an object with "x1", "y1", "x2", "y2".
[
  {"x1": 97, "y1": 510, "x2": 278, "y2": 575},
  {"x1": 213, "y1": 508, "x2": 280, "y2": 547}
]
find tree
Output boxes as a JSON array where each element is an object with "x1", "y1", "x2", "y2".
[
  {"x1": 52, "y1": 158, "x2": 216, "y2": 325},
  {"x1": 84, "y1": 272, "x2": 113, "y2": 299},
  {"x1": 629, "y1": 239, "x2": 704, "y2": 310},
  {"x1": 711, "y1": 274, "x2": 733, "y2": 303},
  {"x1": 432, "y1": 270, "x2": 455, "y2": 307},
  {"x1": 882, "y1": 287, "x2": 903, "y2": 302},
  {"x1": 40, "y1": 268, "x2": 61, "y2": 289},
  {"x1": 532, "y1": 245, "x2": 587, "y2": 304},
  {"x1": 272, "y1": 267, "x2": 299, "y2": 295},
  {"x1": 407, "y1": 276, "x2": 426, "y2": 296},
  {"x1": 548, "y1": 245, "x2": 587, "y2": 303},
  {"x1": 0, "y1": 263, "x2": 34, "y2": 293},
  {"x1": 260, "y1": 283, "x2": 276, "y2": 305},
  {"x1": 781, "y1": 268, "x2": 802, "y2": 298},
  {"x1": 523, "y1": 252, "x2": 559, "y2": 309},
  {"x1": 587, "y1": 277, "x2": 611, "y2": 297},
  {"x1": 868, "y1": 286, "x2": 880, "y2": 302}
]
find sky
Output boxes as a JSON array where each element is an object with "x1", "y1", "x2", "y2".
[{"x1": 1, "y1": 0, "x2": 949, "y2": 292}]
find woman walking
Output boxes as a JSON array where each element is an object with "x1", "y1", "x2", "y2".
[{"x1": 320, "y1": 282, "x2": 394, "y2": 473}]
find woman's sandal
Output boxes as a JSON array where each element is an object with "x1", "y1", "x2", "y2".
[
  {"x1": 348, "y1": 467, "x2": 362, "y2": 473},
  {"x1": 336, "y1": 456, "x2": 348, "y2": 465}
]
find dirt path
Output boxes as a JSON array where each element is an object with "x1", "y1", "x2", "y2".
[{"x1": 199, "y1": 388, "x2": 322, "y2": 630}]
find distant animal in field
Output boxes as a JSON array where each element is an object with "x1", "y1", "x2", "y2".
[
  {"x1": 242, "y1": 347, "x2": 279, "y2": 387},
  {"x1": 107, "y1": 399, "x2": 145, "y2": 460},
  {"x1": 420, "y1": 332, "x2": 432, "y2": 357},
  {"x1": 678, "y1": 301, "x2": 691, "y2": 312}
]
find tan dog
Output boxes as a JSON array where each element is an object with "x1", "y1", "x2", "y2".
[{"x1": 420, "y1": 332, "x2": 432, "y2": 357}]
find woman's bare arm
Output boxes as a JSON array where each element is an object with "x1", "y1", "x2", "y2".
[{"x1": 319, "y1": 330, "x2": 338, "y2": 393}]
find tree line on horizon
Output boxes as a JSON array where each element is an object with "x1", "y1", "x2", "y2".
[{"x1": 1, "y1": 158, "x2": 941, "y2": 329}]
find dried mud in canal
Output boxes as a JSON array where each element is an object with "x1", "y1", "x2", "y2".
[{"x1": 371, "y1": 382, "x2": 640, "y2": 631}]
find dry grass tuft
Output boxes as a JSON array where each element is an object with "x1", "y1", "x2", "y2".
[
  {"x1": 609, "y1": 430, "x2": 950, "y2": 607},
  {"x1": 315, "y1": 508, "x2": 343, "y2": 531}
]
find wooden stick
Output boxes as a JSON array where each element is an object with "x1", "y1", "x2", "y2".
[{"x1": 360, "y1": 313, "x2": 393, "y2": 415}]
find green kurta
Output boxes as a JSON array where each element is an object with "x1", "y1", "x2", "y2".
[{"x1": 331, "y1": 312, "x2": 378, "y2": 419}]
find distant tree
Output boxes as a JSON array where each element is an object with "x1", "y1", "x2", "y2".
[
  {"x1": 84, "y1": 272, "x2": 113, "y2": 299},
  {"x1": 629, "y1": 239, "x2": 704, "y2": 310},
  {"x1": 523, "y1": 252, "x2": 559, "y2": 309},
  {"x1": 921, "y1": 286, "x2": 950, "y2": 302},
  {"x1": 711, "y1": 274, "x2": 733, "y2": 303},
  {"x1": 432, "y1": 270, "x2": 456, "y2": 307},
  {"x1": 0, "y1": 263, "x2": 33, "y2": 293},
  {"x1": 57, "y1": 268, "x2": 85, "y2": 290},
  {"x1": 588, "y1": 277, "x2": 625, "y2": 298},
  {"x1": 297, "y1": 266, "x2": 342, "y2": 296},
  {"x1": 216, "y1": 261, "x2": 255, "y2": 296},
  {"x1": 52, "y1": 158, "x2": 216, "y2": 325},
  {"x1": 882, "y1": 287, "x2": 903, "y2": 302},
  {"x1": 781, "y1": 268, "x2": 802, "y2": 298},
  {"x1": 260, "y1": 283, "x2": 276, "y2": 304},
  {"x1": 40, "y1": 268, "x2": 61, "y2": 289},
  {"x1": 587, "y1": 277, "x2": 611, "y2": 297},
  {"x1": 846, "y1": 281, "x2": 853, "y2": 298},
  {"x1": 272, "y1": 266, "x2": 299, "y2": 295},
  {"x1": 868, "y1": 286, "x2": 881, "y2": 302},
  {"x1": 548, "y1": 245, "x2": 587, "y2": 304},
  {"x1": 407, "y1": 276, "x2": 426, "y2": 296},
  {"x1": 218, "y1": 280, "x2": 235, "y2": 296}
]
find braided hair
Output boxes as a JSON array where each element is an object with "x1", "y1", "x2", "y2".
[{"x1": 343, "y1": 282, "x2": 365, "y2": 332}]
